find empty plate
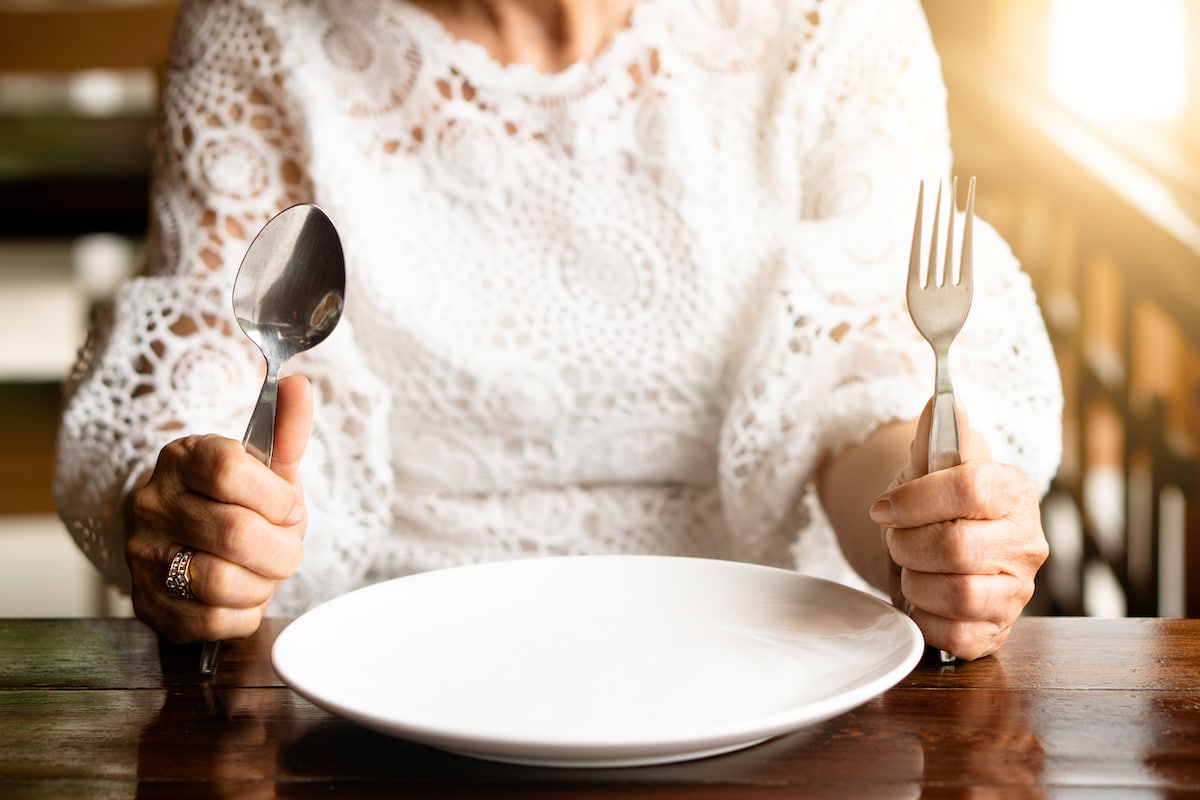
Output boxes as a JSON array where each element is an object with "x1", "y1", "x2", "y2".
[{"x1": 272, "y1": 555, "x2": 923, "y2": 767}]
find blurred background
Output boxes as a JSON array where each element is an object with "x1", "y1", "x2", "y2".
[{"x1": 1, "y1": 0, "x2": 1197, "y2": 619}]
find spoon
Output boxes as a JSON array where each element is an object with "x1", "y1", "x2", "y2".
[{"x1": 199, "y1": 203, "x2": 346, "y2": 677}]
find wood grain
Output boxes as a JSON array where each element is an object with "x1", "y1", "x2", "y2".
[{"x1": 4, "y1": 617, "x2": 1200, "y2": 797}]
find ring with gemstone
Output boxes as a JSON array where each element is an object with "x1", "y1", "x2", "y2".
[{"x1": 165, "y1": 548, "x2": 196, "y2": 600}]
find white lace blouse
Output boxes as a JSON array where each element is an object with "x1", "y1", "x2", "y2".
[{"x1": 53, "y1": 0, "x2": 1063, "y2": 614}]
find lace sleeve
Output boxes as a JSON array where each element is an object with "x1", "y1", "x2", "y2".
[
  {"x1": 53, "y1": 0, "x2": 394, "y2": 604},
  {"x1": 718, "y1": 0, "x2": 1063, "y2": 569}
]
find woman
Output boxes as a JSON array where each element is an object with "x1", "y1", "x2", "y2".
[{"x1": 54, "y1": 0, "x2": 1061, "y2": 660}]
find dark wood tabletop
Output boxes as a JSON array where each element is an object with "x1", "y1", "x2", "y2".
[{"x1": 3, "y1": 615, "x2": 1200, "y2": 797}]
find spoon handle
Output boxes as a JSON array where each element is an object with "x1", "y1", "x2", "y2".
[
  {"x1": 199, "y1": 362, "x2": 280, "y2": 677},
  {"x1": 242, "y1": 363, "x2": 281, "y2": 468},
  {"x1": 199, "y1": 640, "x2": 222, "y2": 676}
]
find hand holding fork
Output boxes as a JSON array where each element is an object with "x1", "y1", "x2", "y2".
[
  {"x1": 906, "y1": 176, "x2": 974, "y2": 664},
  {"x1": 871, "y1": 176, "x2": 1049, "y2": 662}
]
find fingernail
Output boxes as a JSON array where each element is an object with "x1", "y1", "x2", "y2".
[{"x1": 869, "y1": 497, "x2": 894, "y2": 525}]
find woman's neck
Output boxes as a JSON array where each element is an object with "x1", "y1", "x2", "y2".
[{"x1": 410, "y1": 0, "x2": 639, "y2": 72}]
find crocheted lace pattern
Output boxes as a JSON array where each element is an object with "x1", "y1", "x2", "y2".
[{"x1": 54, "y1": 0, "x2": 1063, "y2": 613}]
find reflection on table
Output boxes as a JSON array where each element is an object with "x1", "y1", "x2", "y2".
[{"x1": 3, "y1": 617, "x2": 1200, "y2": 797}]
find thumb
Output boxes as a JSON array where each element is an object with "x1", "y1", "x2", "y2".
[
  {"x1": 909, "y1": 396, "x2": 935, "y2": 479},
  {"x1": 271, "y1": 374, "x2": 313, "y2": 485},
  {"x1": 909, "y1": 396, "x2": 978, "y2": 479}
]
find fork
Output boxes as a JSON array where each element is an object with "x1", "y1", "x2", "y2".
[
  {"x1": 905, "y1": 176, "x2": 974, "y2": 665},
  {"x1": 907, "y1": 176, "x2": 974, "y2": 474}
]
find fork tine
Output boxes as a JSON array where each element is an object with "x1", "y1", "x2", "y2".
[
  {"x1": 908, "y1": 181, "x2": 925, "y2": 296},
  {"x1": 943, "y1": 176, "x2": 957, "y2": 287},
  {"x1": 960, "y1": 176, "x2": 975, "y2": 290},
  {"x1": 926, "y1": 181, "x2": 942, "y2": 289}
]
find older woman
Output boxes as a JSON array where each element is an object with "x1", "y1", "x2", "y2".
[{"x1": 55, "y1": 0, "x2": 1061, "y2": 660}]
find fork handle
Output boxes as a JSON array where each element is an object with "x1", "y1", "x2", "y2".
[
  {"x1": 927, "y1": 384, "x2": 961, "y2": 667},
  {"x1": 927, "y1": 387, "x2": 961, "y2": 474}
]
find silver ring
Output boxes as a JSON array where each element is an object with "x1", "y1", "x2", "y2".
[{"x1": 165, "y1": 548, "x2": 196, "y2": 600}]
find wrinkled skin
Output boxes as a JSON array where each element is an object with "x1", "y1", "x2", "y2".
[
  {"x1": 868, "y1": 400, "x2": 1050, "y2": 660},
  {"x1": 125, "y1": 375, "x2": 312, "y2": 643}
]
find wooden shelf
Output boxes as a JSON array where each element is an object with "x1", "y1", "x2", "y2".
[
  {"x1": 0, "y1": 382, "x2": 63, "y2": 515},
  {"x1": 0, "y1": 1, "x2": 179, "y2": 74}
]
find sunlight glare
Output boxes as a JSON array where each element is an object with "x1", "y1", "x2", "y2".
[{"x1": 1048, "y1": 0, "x2": 1186, "y2": 122}]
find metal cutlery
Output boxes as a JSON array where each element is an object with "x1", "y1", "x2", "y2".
[
  {"x1": 905, "y1": 176, "x2": 975, "y2": 664},
  {"x1": 199, "y1": 203, "x2": 346, "y2": 677}
]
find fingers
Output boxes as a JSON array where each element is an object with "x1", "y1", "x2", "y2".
[
  {"x1": 128, "y1": 487, "x2": 303, "y2": 580},
  {"x1": 153, "y1": 435, "x2": 304, "y2": 527},
  {"x1": 900, "y1": 568, "x2": 1032, "y2": 622},
  {"x1": 128, "y1": 446, "x2": 305, "y2": 576},
  {"x1": 127, "y1": 537, "x2": 276, "y2": 644},
  {"x1": 873, "y1": 458, "x2": 1040, "y2": 530},
  {"x1": 906, "y1": 606, "x2": 1014, "y2": 663},
  {"x1": 884, "y1": 516, "x2": 1047, "y2": 578},
  {"x1": 125, "y1": 421, "x2": 311, "y2": 644},
  {"x1": 143, "y1": 589, "x2": 273, "y2": 645},
  {"x1": 127, "y1": 532, "x2": 296, "y2": 643},
  {"x1": 893, "y1": 551, "x2": 1032, "y2": 660},
  {"x1": 179, "y1": 549, "x2": 279, "y2": 608},
  {"x1": 888, "y1": 516, "x2": 1040, "y2": 660},
  {"x1": 871, "y1": 456, "x2": 1048, "y2": 661}
]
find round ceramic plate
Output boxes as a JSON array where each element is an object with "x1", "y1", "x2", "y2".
[{"x1": 272, "y1": 555, "x2": 923, "y2": 768}]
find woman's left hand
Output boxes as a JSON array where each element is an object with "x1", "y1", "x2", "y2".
[{"x1": 868, "y1": 401, "x2": 1049, "y2": 661}]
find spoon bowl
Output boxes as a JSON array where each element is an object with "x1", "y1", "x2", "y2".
[
  {"x1": 231, "y1": 203, "x2": 345, "y2": 464},
  {"x1": 201, "y1": 203, "x2": 345, "y2": 676}
]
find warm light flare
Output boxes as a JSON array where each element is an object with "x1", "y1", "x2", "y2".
[{"x1": 1048, "y1": 0, "x2": 1186, "y2": 122}]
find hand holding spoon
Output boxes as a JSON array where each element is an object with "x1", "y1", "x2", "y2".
[{"x1": 199, "y1": 203, "x2": 345, "y2": 676}]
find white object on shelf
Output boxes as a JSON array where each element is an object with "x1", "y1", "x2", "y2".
[
  {"x1": 0, "y1": 237, "x2": 137, "y2": 381},
  {"x1": 73, "y1": 233, "x2": 138, "y2": 300},
  {"x1": 0, "y1": 282, "x2": 87, "y2": 380}
]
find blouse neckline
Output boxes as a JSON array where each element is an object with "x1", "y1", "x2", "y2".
[{"x1": 395, "y1": 0, "x2": 663, "y2": 96}]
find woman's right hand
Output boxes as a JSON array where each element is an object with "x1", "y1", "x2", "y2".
[{"x1": 124, "y1": 374, "x2": 313, "y2": 642}]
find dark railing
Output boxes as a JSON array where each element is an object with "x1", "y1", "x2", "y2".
[{"x1": 932, "y1": 30, "x2": 1200, "y2": 617}]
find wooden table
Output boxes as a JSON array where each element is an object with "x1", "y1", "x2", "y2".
[{"x1": 3, "y1": 617, "x2": 1200, "y2": 797}]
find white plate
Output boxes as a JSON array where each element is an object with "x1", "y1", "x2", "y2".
[{"x1": 272, "y1": 555, "x2": 923, "y2": 768}]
